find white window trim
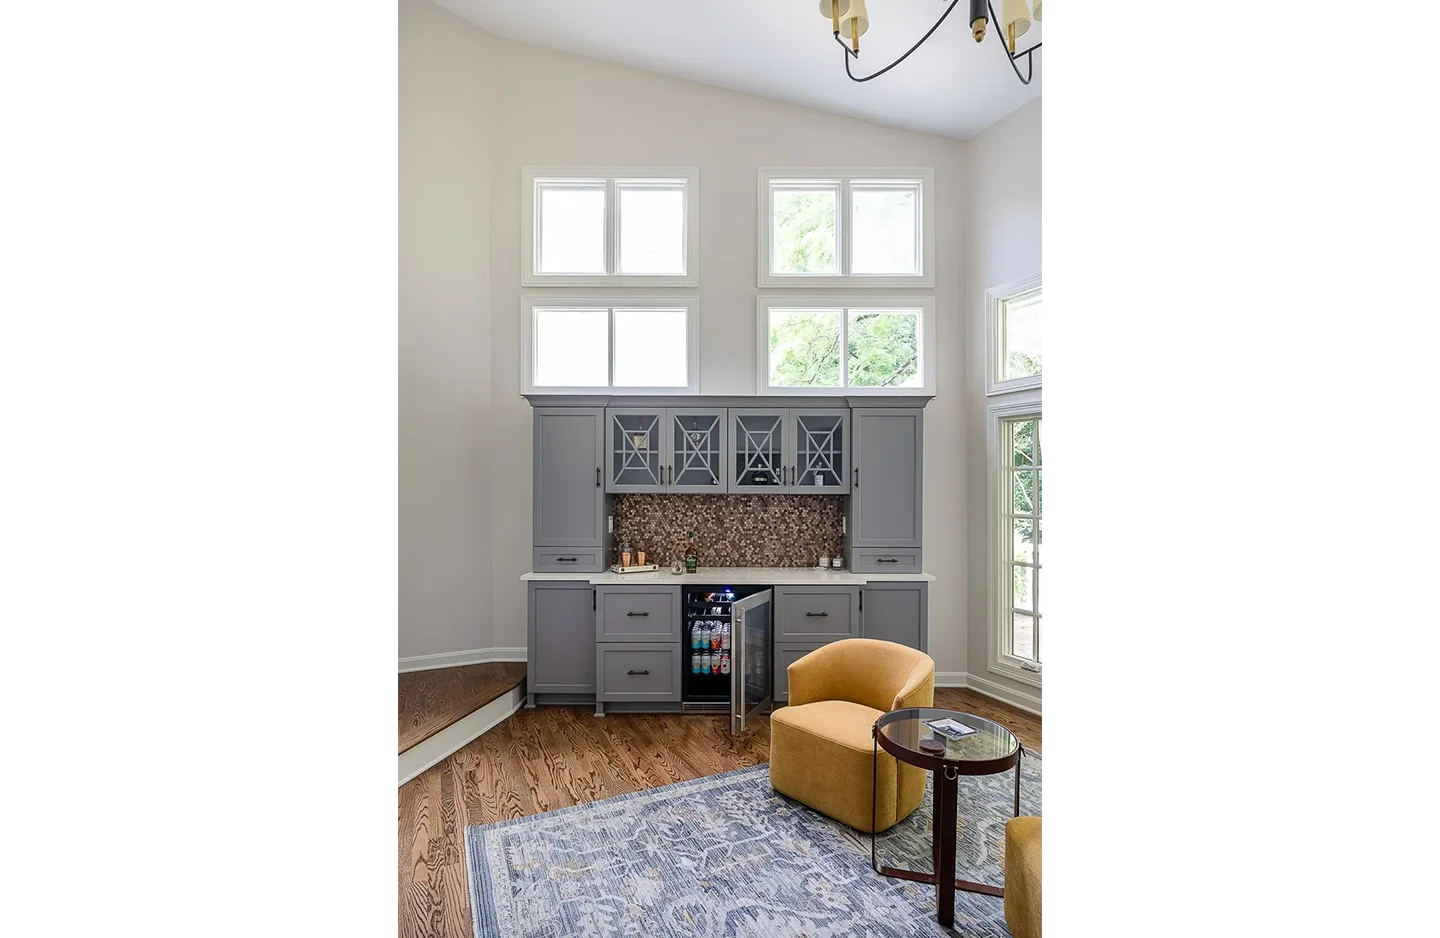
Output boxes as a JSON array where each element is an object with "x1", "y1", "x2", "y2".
[
  {"x1": 985, "y1": 273, "x2": 1042, "y2": 396},
  {"x1": 522, "y1": 166, "x2": 700, "y2": 288},
  {"x1": 521, "y1": 295, "x2": 701, "y2": 395},
  {"x1": 758, "y1": 167, "x2": 935, "y2": 289},
  {"x1": 755, "y1": 295, "x2": 936, "y2": 396},
  {"x1": 986, "y1": 393, "x2": 1043, "y2": 687}
]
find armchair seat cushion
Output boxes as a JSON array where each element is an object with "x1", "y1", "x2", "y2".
[{"x1": 771, "y1": 700, "x2": 883, "y2": 753}]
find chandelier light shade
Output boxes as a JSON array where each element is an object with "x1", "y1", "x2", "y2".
[
  {"x1": 1000, "y1": 0, "x2": 1032, "y2": 53},
  {"x1": 826, "y1": 0, "x2": 1041, "y2": 85},
  {"x1": 839, "y1": 0, "x2": 870, "y2": 41}
]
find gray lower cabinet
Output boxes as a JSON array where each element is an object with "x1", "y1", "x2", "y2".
[
  {"x1": 848, "y1": 408, "x2": 923, "y2": 549},
  {"x1": 596, "y1": 643, "x2": 682, "y2": 713},
  {"x1": 773, "y1": 641, "x2": 829, "y2": 703},
  {"x1": 860, "y1": 581, "x2": 928, "y2": 653},
  {"x1": 533, "y1": 407, "x2": 608, "y2": 571},
  {"x1": 774, "y1": 585, "x2": 860, "y2": 641},
  {"x1": 527, "y1": 582, "x2": 596, "y2": 703},
  {"x1": 595, "y1": 586, "x2": 681, "y2": 642}
]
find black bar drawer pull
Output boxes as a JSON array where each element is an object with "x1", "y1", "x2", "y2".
[
  {"x1": 626, "y1": 611, "x2": 650, "y2": 617},
  {"x1": 557, "y1": 557, "x2": 577, "y2": 562},
  {"x1": 805, "y1": 611, "x2": 829, "y2": 617},
  {"x1": 626, "y1": 669, "x2": 650, "y2": 675},
  {"x1": 878, "y1": 558, "x2": 899, "y2": 564}
]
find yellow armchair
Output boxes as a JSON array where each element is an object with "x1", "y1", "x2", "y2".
[
  {"x1": 769, "y1": 638, "x2": 935, "y2": 832},
  {"x1": 1004, "y1": 816, "x2": 1041, "y2": 938}
]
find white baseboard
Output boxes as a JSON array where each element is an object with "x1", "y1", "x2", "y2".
[
  {"x1": 398, "y1": 647, "x2": 527, "y2": 672},
  {"x1": 398, "y1": 683, "x2": 525, "y2": 786},
  {"x1": 963, "y1": 672, "x2": 1042, "y2": 715},
  {"x1": 932, "y1": 671, "x2": 1042, "y2": 715}
]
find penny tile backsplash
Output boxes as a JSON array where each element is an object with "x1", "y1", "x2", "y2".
[{"x1": 612, "y1": 494, "x2": 845, "y2": 567}]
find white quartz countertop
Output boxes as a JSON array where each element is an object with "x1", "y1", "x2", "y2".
[{"x1": 521, "y1": 566, "x2": 935, "y2": 585}]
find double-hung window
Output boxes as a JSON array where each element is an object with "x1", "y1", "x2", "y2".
[
  {"x1": 756, "y1": 297, "x2": 935, "y2": 395},
  {"x1": 522, "y1": 297, "x2": 699, "y2": 395},
  {"x1": 758, "y1": 168, "x2": 934, "y2": 288},
  {"x1": 523, "y1": 167, "x2": 699, "y2": 287}
]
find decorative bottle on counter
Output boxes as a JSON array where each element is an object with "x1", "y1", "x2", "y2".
[{"x1": 684, "y1": 530, "x2": 698, "y2": 574}]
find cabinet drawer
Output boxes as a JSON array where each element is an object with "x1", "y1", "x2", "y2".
[
  {"x1": 773, "y1": 641, "x2": 831, "y2": 703},
  {"x1": 848, "y1": 549, "x2": 923, "y2": 574},
  {"x1": 776, "y1": 586, "x2": 859, "y2": 640},
  {"x1": 596, "y1": 587, "x2": 681, "y2": 642},
  {"x1": 532, "y1": 548, "x2": 606, "y2": 572},
  {"x1": 597, "y1": 644, "x2": 682, "y2": 702}
]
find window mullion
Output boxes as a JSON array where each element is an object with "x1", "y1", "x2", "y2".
[
  {"x1": 839, "y1": 179, "x2": 851, "y2": 277},
  {"x1": 607, "y1": 306, "x2": 617, "y2": 388},
  {"x1": 606, "y1": 179, "x2": 618, "y2": 276},
  {"x1": 839, "y1": 307, "x2": 849, "y2": 388}
]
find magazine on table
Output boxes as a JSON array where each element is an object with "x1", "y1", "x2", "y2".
[{"x1": 925, "y1": 717, "x2": 977, "y2": 740}]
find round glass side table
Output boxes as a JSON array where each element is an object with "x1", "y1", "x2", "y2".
[{"x1": 872, "y1": 707, "x2": 1022, "y2": 929}]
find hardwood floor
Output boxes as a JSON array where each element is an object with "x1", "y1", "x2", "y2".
[
  {"x1": 399, "y1": 663, "x2": 527, "y2": 754},
  {"x1": 398, "y1": 687, "x2": 1039, "y2": 938}
]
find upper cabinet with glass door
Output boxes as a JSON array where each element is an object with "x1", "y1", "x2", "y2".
[
  {"x1": 758, "y1": 168, "x2": 934, "y2": 288},
  {"x1": 523, "y1": 167, "x2": 699, "y2": 288},
  {"x1": 668, "y1": 409, "x2": 728, "y2": 493},
  {"x1": 790, "y1": 409, "x2": 849, "y2": 494},
  {"x1": 729, "y1": 409, "x2": 788, "y2": 492},
  {"x1": 606, "y1": 407, "x2": 728, "y2": 493}
]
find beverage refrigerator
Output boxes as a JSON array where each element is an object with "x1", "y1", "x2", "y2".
[{"x1": 682, "y1": 585, "x2": 773, "y2": 731}]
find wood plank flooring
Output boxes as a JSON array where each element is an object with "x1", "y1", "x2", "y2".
[
  {"x1": 398, "y1": 687, "x2": 1039, "y2": 938},
  {"x1": 399, "y1": 663, "x2": 527, "y2": 754}
]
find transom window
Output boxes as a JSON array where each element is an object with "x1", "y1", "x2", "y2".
[
  {"x1": 986, "y1": 274, "x2": 1043, "y2": 394},
  {"x1": 758, "y1": 168, "x2": 934, "y2": 288},
  {"x1": 522, "y1": 297, "x2": 699, "y2": 394},
  {"x1": 756, "y1": 297, "x2": 935, "y2": 395},
  {"x1": 523, "y1": 167, "x2": 699, "y2": 287}
]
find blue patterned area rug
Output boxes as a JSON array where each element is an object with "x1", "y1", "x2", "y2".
[{"x1": 465, "y1": 751, "x2": 1041, "y2": 937}]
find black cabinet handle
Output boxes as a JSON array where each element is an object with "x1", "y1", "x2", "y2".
[
  {"x1": 805, "y1": 611, "x2": 829, "y2": 617},
  {"x1": 854, "y1": 467, "x2": 859, "y2": 486},
  {"x1": 626, "y1": 611, "x2": 650, "y2": 617},
  {"x1": 557, "y1": 557, "x2": 578, "y2": 562},
  {"x1": 626, "y1": 669, "x2": 650, "y2": 675},
  {"x1": 878, "y1": 558, "x2": 898, "y2": 564},
  {"x1": 596, "y1": 467, "x2": 601, "y2": 487}
]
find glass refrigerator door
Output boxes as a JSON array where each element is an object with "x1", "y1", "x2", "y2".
[{"x1": 730, "y1": 589, "x2": 773, "y2": 734}]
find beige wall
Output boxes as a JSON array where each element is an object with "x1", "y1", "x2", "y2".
[
  {"x1": 398, "y1": 0, "x2": 495, "y2": 659},
  {"x1": 964, "y1": 98, "x2": 1043, "y2": 708},
  {"x1": 483, "y1": 37, "x2": 973, "y2": 675}
]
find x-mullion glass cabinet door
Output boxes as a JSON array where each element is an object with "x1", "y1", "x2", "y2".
[
  {"x1": 790, "y1": 409, "x2": 850, "y2": 494},
  {"x1": 728, "y1": 409, "x2": 788, "y2": 492},
  {"x1": 606, "y1": 409, "x2": 668, "y2": 493},
  {"x1": 668, "y1": 408, "x2": 727, "y2": 492}
]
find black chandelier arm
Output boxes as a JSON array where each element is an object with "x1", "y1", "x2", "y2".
[
  {"x1": 986, "y1": 1, "x2": 1041, "y2": 85},
  {"x1": 839, "y1": 0, "x2": 964, "y2": 83}
]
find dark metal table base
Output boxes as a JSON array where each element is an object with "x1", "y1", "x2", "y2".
[{"x1": 871, "y1": 738, "x2": 1022, "y2": 928}]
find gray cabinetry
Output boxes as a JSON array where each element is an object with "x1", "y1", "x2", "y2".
[
  {"x1": 860, "y1": 581, "x2": 928, "y2": 653},
  {"x1": 596, "y1": 643, "x2": 683, "y2": 704},
  {"x1": 729, "y1": 408, "x2": 788, "y2": 492},
  {"x1": 727, "y1": 408, "x2": 852, "y2": 494},
  {"x1": 774, "y1": 585, "x2": 860, "y2": 641},
  {"x1": 848, "y1": 408, "x2": 923, "y2": 564},
  {"x1": 533, "y1": 408, "x2": 606, "y2": 558},
  {"x1": 790, "y1": 409, "x2": 850, "y2": 494},
  {"x1": 527, "y1": 581, "x2": 596, "y2": 704},
  {"x1": 595, "y1": 586, "x2": 682, "y2": 642},
  {"x1": 606, "y1": 407, "x2": 728, "y2": 493}
]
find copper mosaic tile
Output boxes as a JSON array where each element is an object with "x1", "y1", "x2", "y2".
[{"x1": 612, "y1": 494, "x2": 846, "y2": 568}]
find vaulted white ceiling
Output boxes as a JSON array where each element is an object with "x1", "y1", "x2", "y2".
[{"x1": 434, "y1": 0, "x2": 1042, "y2": 141}]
